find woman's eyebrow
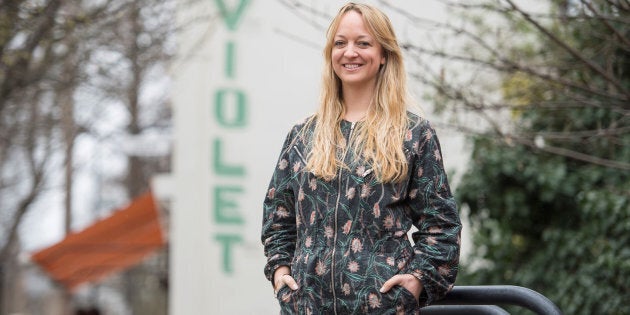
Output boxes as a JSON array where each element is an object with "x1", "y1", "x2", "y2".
[{"x1": 334, "y1": 34, "x2": 371, "y2": 40}]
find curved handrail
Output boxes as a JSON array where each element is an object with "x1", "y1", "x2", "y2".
[
  {"x1": 422, "y1": 305, "x2": 510, "y2": 315},
  {"x1": 432, "y1": 285, "x2": 563, "y2": 315}
]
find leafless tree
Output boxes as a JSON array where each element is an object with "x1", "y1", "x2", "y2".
[
  {"x1": 92, "y1": 0, "x2": 175, "y2": 314},
  {"x1": 277, "y1": 0, "x2": 630, "y2": 170},
  {"x1": 1, "y1": 0, "x2": 174, "y2": 313},
  {"x1": 380, "y1": 0, "x2": 629, "y2": 170},
  {"x1": 0, "y1": 1, "x2": 109, "y2": 312}
]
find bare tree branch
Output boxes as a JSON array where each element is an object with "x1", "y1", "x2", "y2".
[
  {"x1": 402, "y1": 43, "x2": 630, "y2": 104},
  {"x1": 377, "y1": 1, "x2": 630, "y2": 103},
  {"x1": 504, "y1": 0, "x2": 630, "y2": 98},
  {"x1": 580, "y1": 0, "x2": 630, "y2": 49},
  {"x1": 0, "y1": 0, "x2": 62, "y2": 113}
]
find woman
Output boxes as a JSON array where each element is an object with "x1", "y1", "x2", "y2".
[{"x1": 261, "y1": 3, "x2": 461, "y2": 314}]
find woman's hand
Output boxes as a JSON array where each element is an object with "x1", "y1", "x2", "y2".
[
  {"x1": 273, "y1": 266, "x2": 299, "y2": 293},
  {"x1": 379, "y1": 274, "x2": 423, "y2": 300}
]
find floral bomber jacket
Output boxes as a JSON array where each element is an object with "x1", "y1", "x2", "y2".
[{"x1": 261, "y1": 112, "x2": 462, "y2": 314}]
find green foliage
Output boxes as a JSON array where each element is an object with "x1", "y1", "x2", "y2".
[
  {"x1": 458, "y1": 137, "x2": 629, "y2": 314},
  {"x1": 451, "y1": 1, "x2": 630, "y2": 314}
]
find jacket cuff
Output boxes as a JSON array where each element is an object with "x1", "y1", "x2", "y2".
[
  {"x1": 264, "y1": 261, "x2": 291, "y2": 286},
  {"x1": 406, "y1": 269, "x2": 432, "y2": 306}
]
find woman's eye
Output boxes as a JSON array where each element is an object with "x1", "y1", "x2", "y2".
[
  {"x1": 358, "y1": 41, "x2": 370, "y2": 47},
  {"x1": 334, "y1": 41, "x2": 346, "y2": 47}
]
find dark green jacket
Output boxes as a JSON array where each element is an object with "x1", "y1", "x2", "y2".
[{"x1": 262, "y1": 112, "x2": 461, "y2": 314}]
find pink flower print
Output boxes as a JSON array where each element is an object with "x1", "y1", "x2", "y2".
[
  {"x1": 342, "y1": 283, "x2": 351, "y2": 295},
  {"x1": 342, "y1": 220, "x2": 352, "y2": 234},
  {"x1": 429, "y1": 226, "x2": 443, "y2": 234},
  {"x1": 438, "y1": 264, "x2": 450, "y2": 276},
  {"x1": 324, "y1": 226, "x2": 334, "y2": 238},
  {"x1": 391, "y1": 194, "x2": 400, "y2": 202},
  {"x1": 425, "y1": 129, "x2": 433, "y2": 140},
  {"x1": 417, "y1": 167, "x2": 424, "y2": 177},
  {"x1": 356, "y1": 165, "x2": 366, "y2": 176},
  {"x1": 280, "y1": 291, "x2": 291, "y2": 303},
  {"x1": 293, "y1": 161, "x2": 302, "y2": 172},
  {"x1": 298, "y1": 187, "x2": 305, "y2": 201},
  {"x1": 373, "y1": 203, "x2": 381, "y2": 218},
  {"x1": 304, "y1": 253, "x2": 309, "y2": 263},
  {"x1": 405, "y1": 129, "x2": 412, "y2": 141},
  {"x1": 351, "y1": 238, "x2": 363, "y2": 253},
  {"x1": 383, "y1": 215, "x2": 394, "y2": 230},
  {"x1": 347, "y1": 261, "x2": 360, "y2": 273},
  {"x1": 360, "y1": 184, "x2": 371, "y2": 198},
  {"x1": 315, "y1": 260, "x2": 327, "y2": 275},
  {"x1": 427, "y1": 236, "x2": 438, "y2": 246},
  {"x1": 386, "y1": 257, "x2": 395, "y2": 266},
  {"x1": 267, "y1": 187, "x2": 275, "y2": 199},
  {"x1": 305, "y1": 236, "x2": 313, "y2": 248},
  {"x1": 276, "y1": 206, "x2": 289, "y2": 218},
  {"x1": 278, "y1": 159, "x2": 288, "y2": 170},
  {"x1": 434, "y1": 149, "x2": 442, "y2": 161},
  {"x1": 310, "y1": 211, "x2": 316, "y2": 225},
  {"x1": 346, "y1": 187, "x2": 356, "y2": 200},
  {"x1": 309, "y1": 178, "x2": 317, "y2": 190},
  {"x1": 296, "y1": 214, "x2": 302, "y2": 226},
  {"x1": 368, "y1": 293, "x2": 381, "y2": 309},
  {"x1": 409, "y1": 189, "x2": 418, "y2": 199}
]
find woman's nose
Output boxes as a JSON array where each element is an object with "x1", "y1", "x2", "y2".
[{"x1": 344, "y1": 45, "x2": 359, "y2": 57}]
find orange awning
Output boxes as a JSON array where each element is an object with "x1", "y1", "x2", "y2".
[{"x1": 31, "y1": 190, "x2": 165, "y2": 291}]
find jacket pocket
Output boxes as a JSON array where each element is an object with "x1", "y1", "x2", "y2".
[
  {"x1": 388, "y1": 285, "x2": 419, "y2": 314},
  {"x1": 276, "y1": 285, "x2": 293, "y2": 302}
]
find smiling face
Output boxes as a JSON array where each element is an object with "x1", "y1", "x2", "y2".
[{"x1": 331, "y1": 11, "x2": 385, "y2": 90}]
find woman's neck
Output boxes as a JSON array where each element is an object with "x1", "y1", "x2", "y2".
[{"x1": 342, "y1": 85, "x2": 374, "y2": 122}]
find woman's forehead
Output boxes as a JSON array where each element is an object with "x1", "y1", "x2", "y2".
[{"x1": 335, "y1": 11, "x2": 373, "y2": 38}]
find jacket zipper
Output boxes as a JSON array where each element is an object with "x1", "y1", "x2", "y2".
[{"x1": 331, "y1": 121, "x2": 355, "y2": 314}]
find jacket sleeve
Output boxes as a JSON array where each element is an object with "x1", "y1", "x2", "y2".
[
  {"x1": 404, "y1": 122, "x2": 462, "y2": 306},
  {"x1": 261, "y1": 126, "x2": 298, "y2": 284}
]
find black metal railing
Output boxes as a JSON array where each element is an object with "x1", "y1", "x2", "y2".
[{"x1": 421, "y1": 285, "x2": 563, "y2": 315}]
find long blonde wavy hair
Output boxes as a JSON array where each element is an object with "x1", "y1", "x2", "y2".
[{"x1": 305, "y1": 2, "x2": 412, "y2": 183}]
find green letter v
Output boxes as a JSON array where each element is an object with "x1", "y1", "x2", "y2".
[{"x1": 214, "y1": 0, "x2": 252, "y2": 31}]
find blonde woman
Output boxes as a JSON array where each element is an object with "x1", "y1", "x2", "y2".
[{"x1": 262, "y1": 2, "x2": 461, "y2": 314}]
